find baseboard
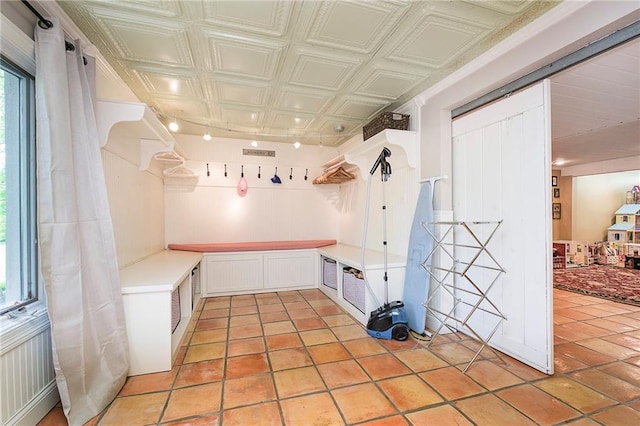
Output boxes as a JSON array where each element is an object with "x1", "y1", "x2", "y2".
[{"x1": 6, "y1": 380, "x2": 60, "y2": 426}]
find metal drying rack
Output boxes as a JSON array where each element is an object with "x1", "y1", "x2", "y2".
[{"x1": 421, "y1": 220, "x2": 506, "y2": 372}]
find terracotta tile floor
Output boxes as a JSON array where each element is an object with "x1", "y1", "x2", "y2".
[{"x1": 39, "y1": 288, "x2": 640, "y2": 425}]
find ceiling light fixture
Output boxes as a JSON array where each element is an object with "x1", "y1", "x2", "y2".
[
  {"x1": 293, "y1": 141, "x2": 301, "y2": 149},
  {"x1": 168, "y1": 117, "x2": 179, "y2": 132},
  {"x1": 203, "y1": 132, "x2": 212, "y2": 141},
  {"x1": 554, "y1": 160, "x2": 566, "y2": 166},
  {"x1": 251, "y1": 140, "x2": 258, "y2": 147}
]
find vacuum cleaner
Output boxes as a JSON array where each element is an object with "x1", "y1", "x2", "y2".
[{"x1": 364, "y1": 147, "x2": 409, "y2": 341}]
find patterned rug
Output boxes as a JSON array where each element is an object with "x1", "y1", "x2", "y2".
[{"x1": 553, "y1": 264, "x2": 640, "y2": 306}]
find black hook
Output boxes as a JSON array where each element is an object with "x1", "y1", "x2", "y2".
[
  {"x1": 304, "y1": 168, "x2": 308, "y2": 181},
  {"x1": 206, "y1": 163, "x2": 210, "y2": 177},
  {"x1": 258, "y1": 166, "x2": 261, "y2": 179},
  {"x1": 241, "y1": 165, "x2": 244, "y2": 177},
  {"x1": 290, "y1": 168, "x2": 293, "y2": 180},
  {"x1": 224, "y1": 164, "x2": 227, "y2": 177}
]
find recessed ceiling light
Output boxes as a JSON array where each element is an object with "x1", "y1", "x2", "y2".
[
  {"x1": 554, "y1": 160, "x2": 566, "y2": 166},
  {"x1": 251, "y1": 140, "x2": 258, "y2": 147},
  {"x1": 168, "y1": 120, "x2": 179, "y2": 132},
  {"x1": 203, "y1": 133, "x2": 212, "y2": 141},
  {"x1": 293, "y1": 141, "x2": 301, "y2": 149}
]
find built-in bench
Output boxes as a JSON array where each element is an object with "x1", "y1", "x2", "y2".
[
  {"x1": 169, "y1": 240, "x2": 336, "y2": 297},
  {"x1": 119, "y1": 250, "x2": 202, "y2": 375},
  {"x1": 168, "y1": 239, "x2": 337, "y2": 253},
  {"x1": 168, "y1": 240, "x2": 406, "y2": 326}
]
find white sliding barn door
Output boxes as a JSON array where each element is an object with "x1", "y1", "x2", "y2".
[{"x1": 451, "y1": 81, "x2": 553, "y2": 374}]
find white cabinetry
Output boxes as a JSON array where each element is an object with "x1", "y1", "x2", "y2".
[
  {"x1": 202, "y1": 249, "x2": 318, "y2": 296},
  {"x1": 119, "y1": 250, "x2": 202, "y2": 375},
  {"x1": 264, "y1": 251, "x2": 317, "y2": 289},
  {"x1": 317, "y1": 244, "x2": 406, "y2": 325}
]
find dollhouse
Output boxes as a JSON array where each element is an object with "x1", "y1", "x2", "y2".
[{"x1": 607, "y1": 204, "x2": 640, "y2": 252}]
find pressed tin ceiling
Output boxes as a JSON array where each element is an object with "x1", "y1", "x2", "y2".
[{"x1": 58, "y1": 0, "x2": 558, "y2": 145}]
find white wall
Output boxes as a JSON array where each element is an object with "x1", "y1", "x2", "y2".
[
  {"x1": 337, "y1": 163, "x2": 418, "y2": 257},
  {"x1": 163, "y1": 134, "x2": 419, "y2": 258},
  {"x1": 165, "y1": 135, "x2": 341, "y2": 245},
  {"x1": 573, "y1": 170, "x2": 640, "y2": 242}
]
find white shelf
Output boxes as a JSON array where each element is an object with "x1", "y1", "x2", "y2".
[
  {"x1": 120, "y1": 250, "x2": 202, "y2": 294},
  {"x1": 96, "y1": 99, "x2": 184, "y2": 172},
  {"x1": 343, "y1": 129, "x2": 417, "y2": 181},
  {"x1": 317, "y1": 243, "x2": 406, "y2": 270}
]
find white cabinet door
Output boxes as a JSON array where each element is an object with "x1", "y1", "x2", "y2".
[
  {"x1": 264, "y1": 251, "x2": 317, "y2": 289},
  {"x1": 452, "y1": 81, "x2": 553, "y2": 374},
  {"x1": 204, "y1": 253, "x2": 263, "y2": 295}
]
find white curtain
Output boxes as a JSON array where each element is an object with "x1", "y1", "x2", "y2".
[{"x1": 35, "y1": 18, "x2": 129, "y2": 425}]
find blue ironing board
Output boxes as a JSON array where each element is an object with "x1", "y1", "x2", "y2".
[{"x1": 402, "y1": 181, "x2": 434, "y2": 333}]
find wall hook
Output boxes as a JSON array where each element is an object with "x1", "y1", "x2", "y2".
[
  {"x1": 241, "y1": 165, "x2": 244, "y2": 177},
  {"x1": 289, "y1": 168, "x2": 293, "y2": 180},
  {"x1": 304, "y1": 168, "x2": 308, "y2": 181},
  {"x1": 224, "y1": 164, "x2": 227, "y2": 177},
  {"x1": 271, "y1": 167, "x2": 281, "y2": 184},
  {"x1": 206, "y1": 163, "x2": 210, "y2": 177},
  {"x1": 258, "y1": 166, "x2": 261, "y2": 179}
]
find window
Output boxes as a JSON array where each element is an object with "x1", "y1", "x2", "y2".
[{"x1": 0, "y1": 57, "x2": 37, "y2": 314}]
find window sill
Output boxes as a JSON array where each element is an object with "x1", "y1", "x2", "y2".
[{"x1": 0, "y1": 302, "x2": 49, "y2": 355}]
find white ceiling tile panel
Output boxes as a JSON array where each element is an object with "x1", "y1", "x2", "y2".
[
  {"x1": 354, "y1": 67, "x2": 424, "y2": 100},
  {"x1": 218, "y1": 106, "x2": 264, "y2": 129},
  {"x1": 213, "y1": 79, "x2": 269, "y2": 107},
  {"x1": 288, "y1": 48, "x2": 362, "y2": 91},
  {"x1": 86, "y1": 0, "x2": 185, "y2": 18},
  {"x1": 331, "y1": 97, "x2": 388, "y2": 120},
  {"x1": 198, "y1": 0, "x2": 295, "y2": 37},
  {"x1": 275, "y1": 89, "x2": 333, "y2": 114},
  {"x1": 460, "y1": 0, "x2": 532, "y2": 16},
  {"x1": 304, "y1": 1, "x2": 409, "y2": 54},
  {"x1": 131, "y1": 68, "x2": 201, "y2": 98},
  {"x1": 206, "y1": 32, "x2": 285, "y2": 80},
  {"x1": 266, "y1": 112, "x2": 315, "y2": 131},
  {"x1": 155, "y1": 96, "x2": 210, "y2": 121},
  {"x1": 86, "y1": 7, "x2": 194, "y2": 67},
  {"x1": 386, "y1": 14, "x2": 490, "y2": 68},
  {"x1": 313, "y1": 117, "x2": 362, "y2": 136}
]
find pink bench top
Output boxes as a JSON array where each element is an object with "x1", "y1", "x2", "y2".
[{"x1": 168, "y1": 239, "x2": 337, "y2": 253}]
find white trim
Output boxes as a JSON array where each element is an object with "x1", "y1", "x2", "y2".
[
  {"x1": 0, "y1": 13, "x2": 36, "y2": 75},
  {"x1": 0, "y1": 304, "x2": 50, "y2": 355},
  {"x1": 5, "y1": 381, "x2": 59, "y2": 426}
]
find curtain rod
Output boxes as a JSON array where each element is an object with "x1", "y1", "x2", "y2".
[
  {"x1": 21, "y1": 0, "x2": 74, "y2": 51},
  {"x1": 20, "y1": 0, "x2": 51, "y2": 29},
  {"x1": 21, "y1": 0, "x2": 87, "y2": 63}
]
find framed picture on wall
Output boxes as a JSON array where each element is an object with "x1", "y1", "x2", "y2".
[
  {"x1": 552, "y1": 176, "x2": 558, "y2": 187},
  {"x1": 552, "y1": 203, "x2": 561, "y2": 220},
  {"x1": 554, "y1": 188, "x2": 560, "y2": 198}
]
